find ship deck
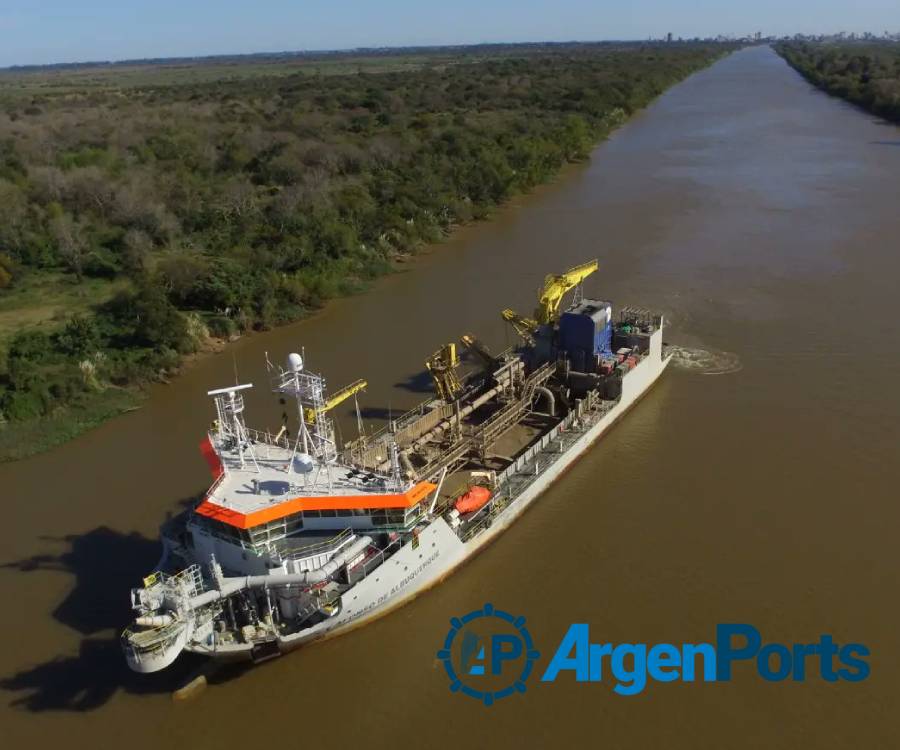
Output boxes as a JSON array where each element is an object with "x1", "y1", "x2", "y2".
[
  {"x1": 198, "y1": 435, "x2": 435, "y2": 530},
  {"x1": 430, "y1": 413, "x2": 558, "y2": 513},
  {"x1": 208, "y1": 439, "x2": 399, "y2": 511}
]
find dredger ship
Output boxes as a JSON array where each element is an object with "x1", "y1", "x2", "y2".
[{"x1": 122, "y1": 260, "x2": 671, "y2": 672}]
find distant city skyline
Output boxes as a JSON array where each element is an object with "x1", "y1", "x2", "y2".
[{"x1": 1, "y1": 0, "x2": 898, "y2": 68}]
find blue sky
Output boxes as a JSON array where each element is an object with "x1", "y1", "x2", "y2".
[{"x1": 1, "y1": 0, "x2": 898, "y2": 68}]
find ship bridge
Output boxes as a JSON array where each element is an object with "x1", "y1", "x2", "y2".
[
  {"x1": 195, "y1": 378, "x2": 435, "y2": 535},
  {"x1": 190, "y1": 426, "x2": 435, "y2": 576},
  {"x1": 196, "y1": 442, "x2": 436, "y2": 531}
]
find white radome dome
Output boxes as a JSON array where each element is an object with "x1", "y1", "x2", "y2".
[
  {"x1": 293, "y1": 453, "x2": 315, "y2": 473},
  {"x1": 287, "y1": 352, "x2": 303, "y2": 372}
]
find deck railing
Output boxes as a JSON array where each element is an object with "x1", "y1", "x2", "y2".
[
  {"x1": 448, "y1": 390, "x2": 618, "y2": 543},
  {"x1": 270, "y1": 528, "x2": 354, "y2": 563}
]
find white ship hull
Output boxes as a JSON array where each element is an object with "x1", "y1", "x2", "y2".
[{"x1": 188, "y1": 331, "x2": 671, "y2": 664}]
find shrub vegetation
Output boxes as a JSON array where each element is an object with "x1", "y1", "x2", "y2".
[
  {"x1": 0, "y1": 42, "x2": 731, "y2": 450},
  {"x1": 776, "y1": 41, "x2": 900, "y2": 123}
]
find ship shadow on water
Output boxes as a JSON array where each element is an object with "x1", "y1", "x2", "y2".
[
  {"x1": 0, "y1": 498, "x2": 251, "y2": 712},
  {"x1": 331, "y1": 368, "x2": 440, "y2": 428},
  {"x1": 393, "y1": 369, "x2": 436, "y2": 395},
  {"x1": 392, "y1": 354, "x2": 485, "y2": 400}
]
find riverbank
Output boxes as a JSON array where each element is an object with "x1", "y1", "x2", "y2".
[
  {"x1": 775, "y1": 41, "x2": 900, "y2": 123},
  {"x1": 0, "y1": 387, "x2": 142, "y2": 461},
  {"x1": 0, "y1": 43, "x2": 736, "y2": 461}
]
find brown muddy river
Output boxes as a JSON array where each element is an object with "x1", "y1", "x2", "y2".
[{"x1": 2, "y1": 46, "x2": 898, "y2": 748}]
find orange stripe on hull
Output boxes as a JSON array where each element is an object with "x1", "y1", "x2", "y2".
[{"x1": 195, "y1": 481, "x2": 437, "y2": 530}]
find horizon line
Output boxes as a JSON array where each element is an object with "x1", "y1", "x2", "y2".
[{"x1": 0, "y1": 36, "x2": 772, "y2": 74}]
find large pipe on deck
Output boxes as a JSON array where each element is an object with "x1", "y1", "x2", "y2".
[
  {"x1": 188, "y1": 535, "x2": 372, "y2": 610},
  {"x1": 377, "y1": 363, "x2": 524, "y2": 472},
  {"x1": 533, "y1": 386, "x2": 555, "y2": 416},
  {"x1": 399, "y1": 451, "x2": 417, "y2": 478},
  {"x1": 135, "y1": 614, "x2": 174, "y2": 627}
]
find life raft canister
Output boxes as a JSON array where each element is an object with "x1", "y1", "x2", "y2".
[{"x1": 454, "y1": 485, "x2": 492, "y2": 514}]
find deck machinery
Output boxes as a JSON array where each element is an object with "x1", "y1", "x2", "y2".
[{"x1": 122, "y1": 261, "x2": 671, "y2": 672}]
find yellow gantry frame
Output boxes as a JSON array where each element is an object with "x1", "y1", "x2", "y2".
[{"x1": 425, "y1": 343, "x2": 463, "y2": 402}]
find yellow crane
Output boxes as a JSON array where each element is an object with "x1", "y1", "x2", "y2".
[
  {"x1": 534, "y1": 259, "x2": 599, "y2": 324},
  {"x1": 425, "y1": 344, "x2": 463, "y2": 402},
  {"x1": 501, "y1": 260, "x2": 599, "y2": 340},
  {"x1": 304, "y1": 379, "x2": 367, "y2": 424}
]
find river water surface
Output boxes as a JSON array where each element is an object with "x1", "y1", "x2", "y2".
[{"x1": 2, "y1": 46, "x2": 898, "y2": 748}]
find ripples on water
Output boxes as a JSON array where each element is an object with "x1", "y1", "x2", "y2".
[{"x1": 666, "y1": 345, "x2": 742, "y2": 375}]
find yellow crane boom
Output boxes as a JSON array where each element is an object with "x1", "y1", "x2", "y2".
[
  {"x1": 534, "y1": 259, "x2": 598, "y2": 324},
  {"x1": 460, "y1": 333, "x2": 497, "y2": 370},
  {"x1": 500, "y1": 260, "x2": 599, "y2": 340},
  {"x1": 501, "y1": 308, "x2": 539, "y2": 343},
  {"x1": 304, "y1": 379, "x2": 367, "y2": 424}
]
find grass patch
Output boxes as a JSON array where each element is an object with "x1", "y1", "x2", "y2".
[
  {"x1": 0, "y1": 273, "x2": 128, "y2": 342},
  {"x1": 0, "y1": 386, "x2": 143, "y2": 461}
]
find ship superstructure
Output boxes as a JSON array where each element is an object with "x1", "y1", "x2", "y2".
[{"x1": 122, "y1": 261, "x2": 671, "y2": 673}]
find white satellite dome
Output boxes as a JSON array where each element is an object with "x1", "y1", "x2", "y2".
[{"x1": 287, "y1": 352, "x2": 303, "y2": 372}]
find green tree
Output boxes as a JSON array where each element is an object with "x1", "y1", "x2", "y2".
[{"x1": 105, "y1": 282, "x2": 190, "y2": 351}]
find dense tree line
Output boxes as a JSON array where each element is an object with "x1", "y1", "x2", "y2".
[
  {"x1": 776, "y1": 41, "x2": 900, "y2": 123},
  {"x1": 0, "y1": 43, "x2": 729, "y2": 433}
]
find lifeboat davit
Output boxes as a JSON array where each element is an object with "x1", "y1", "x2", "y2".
[{"x1": 454, "y1": 486, "x2": 492, "y2": 514}]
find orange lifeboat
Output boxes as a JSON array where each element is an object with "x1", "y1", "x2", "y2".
[{"x1": 454, "y1": 486, "x2": 492, "y2": 514}]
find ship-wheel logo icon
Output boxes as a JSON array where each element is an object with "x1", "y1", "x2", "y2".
[{"x1": 437, "y1": 603, "x2": 540, "y2": 705}]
